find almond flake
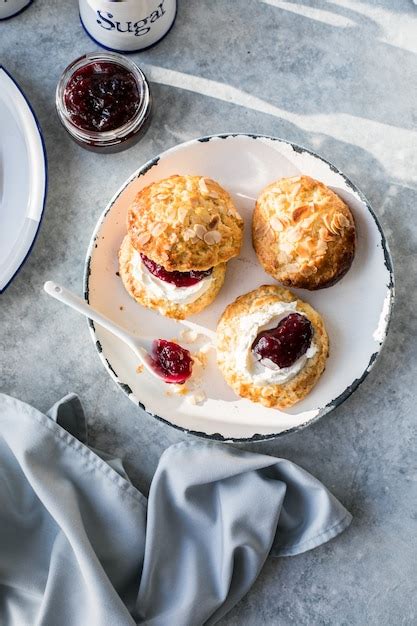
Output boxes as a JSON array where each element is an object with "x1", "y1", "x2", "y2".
[
  {"x1": 332, "y1": 212, "x2": 350, "y2": 231},
  {"x1": 183, "y1": 228, "x2": 196, "y2": 241},
  {"x1": 137, "y1": 231, "x2": 151, "y2": 246},
  {"x1": 280, "y1": 240, "x2": 294, "y2": 255},
  {"x1": 292, "y1": 205, "x2": 309, "y2": 222},
  {"x1": 254, "y1": 223, "x2": 271, "y2": 239},
  {"x1": 331, "y1": 215, "x2": 341, "y2": 230},
  {"x1": 285, "y1": 227, "x2": 302, "y2": 243},
  {"x1": 277, "y1": 213, "x2": 291, "y2": 227},
  {"x1": 277, "y1": 251, "x2": 290, "y2": 264},
  {"x1": 316, "y1": 240, "x2": 328, "y2": 256},
  {"x1": 323, "y1": 214, "x2": 338, "y2": 235},
  {"x1": 203, "y1": 230, "x2": 221, "y2": 245},
  {"x1": 301, "y1": 214, "x2": 317, "y2": 228},
  {"x1": 270, "y1": 216, "x2": 283, "y2": 232},
  {"x1": 194, "y1": 224, "x2": 207, "y2": 240},
  {"x1": 178, "y1": 207, "x2": 188, "y2": 223},
  {"x1": 159, "y1": 179, "x2": 174, "y2": 189},
  {"x1": 290, "y1": 183, "x2": 302, "y2": 196},
  {"x1": 340, "y1": 214, "x2": 351, "y2": 228},
  {"x1": 151, "y1": 222, "x2": 168, "y2": 237},
  {"x1": 198, "y1": 178, "x2": 209, "y2": 195},
  {"x1": 296, "y1": 244, "x2": 311, "y2": 259},
  {"x1": 166, "y1": 208, "x2": 177, "y2": 222},
  {"x1": 319, "y1": 226, "x2": 335, "y2": 243}
]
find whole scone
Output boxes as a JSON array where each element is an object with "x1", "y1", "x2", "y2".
[
  {"x1": 119, "y1": 235, "x2": 226, "y2": 319},
  {"x1": 128, "y1": 175, "x2": 244, "y2": 271},
  {"x1": 253, "y1": 175, "x2": 356, "y2": 289},
  {"x1": 216, "y1": 284, "x2": 329, "y2": 409}
]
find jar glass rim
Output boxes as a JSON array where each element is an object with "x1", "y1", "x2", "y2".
[{"x1": 56, "y1": 51, "x2": 151, "y2": 146}]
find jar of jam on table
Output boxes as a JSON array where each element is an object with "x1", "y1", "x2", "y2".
[{"x1": 56, "y1": 52, "x2": 152, "y2": 153}]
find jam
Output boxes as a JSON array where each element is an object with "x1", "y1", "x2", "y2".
[
  {"x1": 141, "y1": 254, "x2": 213, "y2": 287},
  {"x1": 57, "y1": 53, "x2": 151, "y2": 153},
  {"x1": 64, "y1": 61, "x2": 140, "y2": 132},
  {"x1": 150, "y1": 340, "x2": 193, "y2": 384},
  {"x1": 252, "y1": 313, "x2": 313, "y2": 369}
]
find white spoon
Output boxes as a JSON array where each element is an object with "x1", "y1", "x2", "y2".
[{"x1": 43, "y1": 280, "x2": 193, "y2": 383}]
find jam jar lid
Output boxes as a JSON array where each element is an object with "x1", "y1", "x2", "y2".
[{"x1": 56, "y1": 51, "x2": 151, "y2": 150}]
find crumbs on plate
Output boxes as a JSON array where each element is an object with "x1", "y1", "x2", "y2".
[
  {"x1": 166, "y1": 385, "x2": 189, "y2": 397},
  {"x1": 179, "y1": 328, "x2": 199, "y2": 343}
]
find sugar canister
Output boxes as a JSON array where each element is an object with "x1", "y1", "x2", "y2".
[{"x1": 79, "y1": 0, "x2": 177, "y2": 52}]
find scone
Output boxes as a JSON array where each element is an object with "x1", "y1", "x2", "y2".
[
  {"x1": 120, "y1": 175, "x2": 243, "y2": 319},
  {"x1": 127, "y1": 175, "x2": 243, "y2": 271},
  {"x1": 216, "y1": 285, "x2": 329, "y2": 409},
  {"x1": 253, "y1": 175, "x2": 356, "y2": 289},
  {"x1": 119, "y1": 235, "x2": 226, "y2": 319}
]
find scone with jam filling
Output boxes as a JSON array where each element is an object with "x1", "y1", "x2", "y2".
[
  {"x1": 120, "y1": 175, "x2": 243, "y2": 319},
  {"x1": 216, "y1": 285, "x2": 329, "y2": 409}
]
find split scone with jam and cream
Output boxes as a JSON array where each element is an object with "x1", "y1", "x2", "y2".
[
  {"x1": 253, "y1": 175, "x2": 356, "y2": 289},
  {"x1": 216, "y1": 285, "x2": 329, "y2": 409},
  {"x1": 119, "y1": 175, "x2": 244, "y2": 319}
]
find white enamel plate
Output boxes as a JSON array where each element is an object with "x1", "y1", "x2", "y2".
[
  {"x1": 0, "y1": 67, "x2": 47, "y2": 293},
  {"x1": 85, "y1": 134, "x2": 394, "y2": 441}
]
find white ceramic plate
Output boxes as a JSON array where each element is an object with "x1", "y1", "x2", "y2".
[
  {"x1": 0, "y1": 66, "x2": 47, "y2": 293},
  {"x1": 85, "y1": 134, "x2": 394, "y2": 441}
]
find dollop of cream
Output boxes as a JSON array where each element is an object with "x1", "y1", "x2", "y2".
[
  {"x1": 130, "y1": 251, "x2": 213, "y2": 305},
  {"x1": 235, "y1": 301, "x2": 317, "y2": 386}
]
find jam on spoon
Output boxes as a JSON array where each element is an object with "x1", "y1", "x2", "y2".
[
  {"x1": 252, "y1": 313, "x2": 313, "y2": 369},
  {"x1": 64, "y1": 61, "x2": 140, "y2": 132},
  {"x1": 141, "y1": 254, "x2": 213, "y2": 287},
  {"x1": 150, "y1": 340, "x2": 194, "y2": 384}
]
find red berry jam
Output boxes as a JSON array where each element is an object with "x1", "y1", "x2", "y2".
[
  {"x1": 150, "y1": 340, "x2": 193, "y2": 384},
  {"x1": 141, "y1": 254, "x2": 213, "y2": 287},
  {"x1": 252, "y1": 313, "x2": 313, "y2": 369},
  {"x1": 64, "y1": 61, "x2": 140, "y2": 132}
]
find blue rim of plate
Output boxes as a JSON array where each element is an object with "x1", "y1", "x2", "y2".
[
  {"x1": 84, "y1": 133, "x2": 395, "y2": 443},
  {"x1": 0, "y1": 65, "x2": 48, "y2": 294}
]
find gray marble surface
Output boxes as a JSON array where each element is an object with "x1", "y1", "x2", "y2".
[{"x1": 1, "y1": 1, "x2": 417, "y2": 624}]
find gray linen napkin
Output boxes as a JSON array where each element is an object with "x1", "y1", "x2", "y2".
[{"x1": 0, "y1": 393, "x2": 351, "y2": 626}]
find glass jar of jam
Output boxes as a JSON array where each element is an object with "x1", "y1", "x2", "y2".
[{"x1": 56, "y1": 52, "x2": 152, "y2": 153}]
